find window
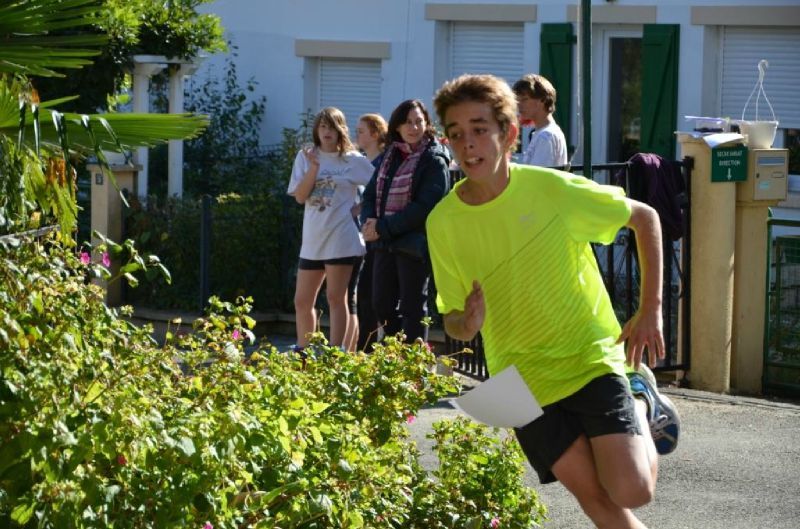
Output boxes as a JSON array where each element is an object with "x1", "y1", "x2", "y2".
[
  {"x1": 319, "y1": 58, "x2": 382, "y2": 134},
  {"x1": 449, "y1": 22, "x2": 524, "y2": 85}
]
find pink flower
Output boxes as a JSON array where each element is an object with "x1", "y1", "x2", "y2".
[
  {"x1": 80, "y1": 251, "x2": 91, "y2": 265},
  {"x1": 232, "y1": 329, "x2": 241, "y2": 341},
  {"x1": 490, "y1": 517, "x2": 500, "y2": 528},
  {"x1": 202, "y1": 523, "x2": 213, "y2": 529},
  {"x1": 424, "y1": 342, "x2": 432, "y2": 353},
  {"x1": 405, "y1": 413, "x2": 416, "y2": 425},
  {"x1": 101, "y1": 252, "x2": 111, "y2": 267}
]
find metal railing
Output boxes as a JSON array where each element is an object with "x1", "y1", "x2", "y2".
[
  {"x1": 764, "y1": 217, "x2": 800, "y2": 398},
  {"x1": 122, "y1": 192, "x2": 302, "y2": 313}
]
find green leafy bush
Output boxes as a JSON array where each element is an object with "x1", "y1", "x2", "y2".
[
  {"x1": 33, "y1": 0, "x2": 227, "y2": 114},
  {"x1": 411, "y1": 418, "x2": 547, "y2": 528},
  {"x1": 0, "y1": 235, "x2": 546, "y2": 528},
  {"x1": 147, "y1": 50, "x2": 270, "y2": 198}
]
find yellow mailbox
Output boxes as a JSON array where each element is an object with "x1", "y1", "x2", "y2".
[{"x1": 736, "y1": 148, "x2": 789, "y2": 203}]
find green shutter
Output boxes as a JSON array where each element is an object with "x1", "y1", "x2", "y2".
[
  {"x1": 641, "y1": 24, "x2": 680, "y2": 158},
  {"x1": 540, "y1": 23, "x2": 574, "y2": 148}
]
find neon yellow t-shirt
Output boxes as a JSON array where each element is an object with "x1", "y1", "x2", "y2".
[{"x1": 426, "y1": 164, "x2": 632, "y2": 407}]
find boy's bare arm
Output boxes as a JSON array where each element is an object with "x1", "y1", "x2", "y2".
[
  {"x1": 443, "y1": 280, "x2": 485, "y2": 342},
  {"x1": 618, "y1": 200, "x2": 665, "y2": 369}
]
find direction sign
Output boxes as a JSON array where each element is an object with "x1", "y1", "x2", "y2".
[{"x1": 711, "y1": 145, "x2": 747, "y2": 183}]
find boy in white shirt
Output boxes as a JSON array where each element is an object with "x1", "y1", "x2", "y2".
[{"x1": 513, "y1": 74, "x2": 568, "y2": 167}]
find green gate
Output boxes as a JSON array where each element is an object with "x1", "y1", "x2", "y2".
[{"x1": 764, "y1": 218, "x2": 800, "y2": 397}]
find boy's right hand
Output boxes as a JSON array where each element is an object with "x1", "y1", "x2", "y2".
[{"x1": 462, "y1": 280, "x2": 485, "y2": 336}]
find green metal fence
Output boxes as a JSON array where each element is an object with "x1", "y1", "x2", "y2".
[{"x1": 764, "y1": 217, "x2": 800, "y2": 398}]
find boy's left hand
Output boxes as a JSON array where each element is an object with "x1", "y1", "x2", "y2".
[{"x1": 617, "y1": 307, "x2": 665, "y2": 370}]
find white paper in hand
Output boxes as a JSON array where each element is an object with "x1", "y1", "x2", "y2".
[{"x1": 454, "y1": 365, "x2": 543, "y2": 428}]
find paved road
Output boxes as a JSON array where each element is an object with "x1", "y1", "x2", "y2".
[{"x1": 408, "y1": 385, "x2": 800, "y2": 529}]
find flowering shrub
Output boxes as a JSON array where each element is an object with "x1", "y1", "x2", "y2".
[
  {"x1": 410, "y1": 418, "x2": 547, "y2": 528},
  {"x1": 0, "y1": 235, "x2": 546, "y2": 528}
]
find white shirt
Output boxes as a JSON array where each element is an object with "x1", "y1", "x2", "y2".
[
  {"x1": 521, "y1": 121, "x2": 568, "y2": 168},
  {"x1": 287, "y1": 150, "x2": 375, "y2": 260}
]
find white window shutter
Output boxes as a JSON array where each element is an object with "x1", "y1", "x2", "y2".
[
  {"x1": 319, "y1": 58, "x2": 382, "y2": 135},
  {"x1": 450, "y1": 22, "x2": 524, "y2": 86},
  {"x1": 721, "y1": 28, "x2": 800, "y2": 129}
]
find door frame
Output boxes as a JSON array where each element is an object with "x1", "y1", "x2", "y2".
[{"x1": 592, "y1": 25, "x2": 643, "y2": 179}]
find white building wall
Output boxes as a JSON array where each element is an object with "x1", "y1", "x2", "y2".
[{"x1": 202, "y1": 0, "x2": 800, "y2": 150}]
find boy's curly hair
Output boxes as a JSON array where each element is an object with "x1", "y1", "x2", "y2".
[{"x1": 434, "y1": 74, "x2": 519, "y2": 138}]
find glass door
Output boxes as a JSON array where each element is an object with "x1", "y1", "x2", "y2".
[{"x1": 606, "y1": 37, "x2": 642, "y2": 163}]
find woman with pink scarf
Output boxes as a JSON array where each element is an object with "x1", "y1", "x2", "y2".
[{"x1": 360, "y1": 99, "x2": 451, "y2": 342}]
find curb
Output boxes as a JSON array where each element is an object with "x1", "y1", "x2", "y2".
[{"x1": 661, "y1": 386, "x2": 800, "y2": 412}]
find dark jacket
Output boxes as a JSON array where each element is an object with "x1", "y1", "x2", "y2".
[
  {"x1": 615, "y1": 152, "x2": 688, "y2": 241},
  {"x1": 360, "y1": 138, "x2": 451, "y2": 250}
]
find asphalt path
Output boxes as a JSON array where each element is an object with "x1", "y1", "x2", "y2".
[{"x1": 408, "y1": 385, "x2": 800, "y2": 528}]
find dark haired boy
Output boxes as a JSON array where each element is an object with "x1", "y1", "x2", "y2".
[{"x1": 512, "y1": 73, "x2": 567, "y2": 167}]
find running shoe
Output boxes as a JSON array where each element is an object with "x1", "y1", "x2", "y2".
[{"x1": 628, "y1": 365, "x2": 680, "y2": 455}]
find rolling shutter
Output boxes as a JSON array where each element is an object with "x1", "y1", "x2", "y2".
[
  {"x1": 720, "y1": 28, "x2": 800, "y2": 129},
  {"x1": 319, "y1": 58, "x2": 382, "y2": 133},
  {"x1": 450, "y1": 22, "x2": 524, "y2": 86}
]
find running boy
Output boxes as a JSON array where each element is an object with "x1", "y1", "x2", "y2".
[{"x1": 429, "y1": 74, "x2": 679, "y2": 528}]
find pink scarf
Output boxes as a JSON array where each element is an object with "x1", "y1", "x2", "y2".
[{"x1": 375, "y1": 137, "x2": 430, "y2": 216}]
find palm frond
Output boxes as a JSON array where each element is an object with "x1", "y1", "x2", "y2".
[
  {"x1": 0, "y1": 87, "x2": 209, "y2": 151},
  {"x1": 24, "y1": 111, "x2": 209, "y2": 153},
  {"x1": 0, "y1": 0, "x2": 106, "y2": 77}
]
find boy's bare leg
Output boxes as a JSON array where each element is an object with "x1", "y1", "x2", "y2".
[{"x1": 552, "y1": 402, "x2": 656, "y2": 529}]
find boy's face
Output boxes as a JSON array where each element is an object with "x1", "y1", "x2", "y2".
[
  {"x1": 516, "y1": 93, "x2": 538, "y2": 122},
  {"x1": 444, "y1": 101, "x2": 517, "y2": 183},
  {"x1": 517, "y1": 93, "x2": 544, "y2": 125}
]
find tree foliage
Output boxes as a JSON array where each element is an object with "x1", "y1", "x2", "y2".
[
  {"x1": 0, "y1": 0, "x2": 208, "y2": 240},
  {"x1": 148, "y1": 50, "x2": 269, "y2": 198},
  {"x1": 32, "y1": 0, "x2": 226, "y2": 113}
]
